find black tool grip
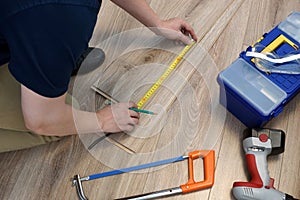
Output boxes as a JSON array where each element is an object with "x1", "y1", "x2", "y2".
[{"x1": 286, "y1": 193, "x2": 299, "y2": 200}]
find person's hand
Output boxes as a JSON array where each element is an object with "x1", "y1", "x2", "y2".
[
  {"x1": 111, "y1": 0, "x2": 197, "y2": 44},
  {"x1": 96, "y1": 102, "x2": 140, "y2": 133},
  {"x1": 153, "y1": 18, "x2": 198, "y2": 45}
]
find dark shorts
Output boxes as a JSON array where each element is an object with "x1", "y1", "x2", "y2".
[{"x1": 0, "y1": 0, "x2": 101, "y2": 97}]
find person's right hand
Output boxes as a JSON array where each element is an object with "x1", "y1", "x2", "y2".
[{"x1": 96, "y1": 102, "x2": 140, "y2": 133}]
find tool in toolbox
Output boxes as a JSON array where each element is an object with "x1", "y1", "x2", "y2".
[
  {"x1": 245, "y1": 50, "x2": 300, "y2": 74},
  {"x1": 217, "y1": 11, "x2": 300, "y2": 128},
  {"x1": 72, "y1": 150, "x2": 215, "y2": 200},
  {"x1": 246, "y1": 51, "x2": 300, "y2": 65},
  {"x1": 232, "y1": 128, "x2": 299, "y2": 200}
]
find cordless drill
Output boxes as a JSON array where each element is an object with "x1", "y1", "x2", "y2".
[{"x1": 232, "y1": 128, "x2": 299, "y2": 200}]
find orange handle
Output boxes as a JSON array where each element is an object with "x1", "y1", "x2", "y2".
[{"x1": 180, "y1": 150, "x2": 215, "y2": 193}]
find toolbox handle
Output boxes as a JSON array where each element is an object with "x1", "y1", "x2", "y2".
[{"x1": 180, "y1": 150, "x2": 215, "y2": 193}]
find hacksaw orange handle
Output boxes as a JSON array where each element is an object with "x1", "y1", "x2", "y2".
[{"x1": 180, "y1": 150, "x2": 215, "y2": 193}]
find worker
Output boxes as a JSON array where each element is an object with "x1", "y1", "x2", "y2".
[{"x1": 0, "y1": 0, "x2": 198, "y2": 152}]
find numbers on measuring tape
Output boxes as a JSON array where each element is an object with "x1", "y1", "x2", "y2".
[{"x1": 137, "y1": 42, "x2": 195, "y2": 109}]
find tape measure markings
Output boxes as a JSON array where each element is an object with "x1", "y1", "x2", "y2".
[{"x1": 137, "y1": 42, "x2": 195, "y2": 109}]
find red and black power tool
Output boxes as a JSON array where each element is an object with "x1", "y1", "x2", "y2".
[{"x1": 232, "y1": 128, "x2": 299, "y2": 200}]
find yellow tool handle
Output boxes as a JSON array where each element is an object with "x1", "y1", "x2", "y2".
[{"x1": 136, "y1": 42, "x2": 196, "y2": 109}]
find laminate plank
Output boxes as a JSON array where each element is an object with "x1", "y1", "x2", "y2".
[
  {"x1": 206, "y1": 1, "x2": 251, "y2": 199},
  {"x1": 90, "y1": 0, "x2": 243, "y2": 152},
  {"x1": 277, "y1": 94, "x2": 300, "y2": 197}
]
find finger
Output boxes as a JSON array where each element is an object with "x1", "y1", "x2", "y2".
[
  {"x1": 180, "y1": 22, "x2": 198, "y2": 42},
  {"x1": 129, "y1": 110, "x2": 140, "y2": 119},
  {"x1": 130, "y1": 117, "x2": 139, "y2": 125},
  {"x1": 191, "y1": 32, "x2": 198, "y2": 42},
  {"x1": 128, "y1": 101, "x2": 138, "y2": 108},
  {"x1": 125, "y1": 117, "x2": 139, "y2": 126},
  {"x1": 125, "y1": 124, "x2": 135, "y2": 132},
  {"x1": 177, "y1": 32, "x2": 193, "y2": 45},
  {"x1": 184, "y1": 29, "x2": 198, "y2": 42}
]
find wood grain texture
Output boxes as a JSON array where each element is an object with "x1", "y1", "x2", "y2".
[{"x1": 1, "y1": 0, "x2": 300, "y2": 200}]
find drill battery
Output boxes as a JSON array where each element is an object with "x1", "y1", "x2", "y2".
[{"x1": 217, "y1": 12, "x2": 300, "y2": 127}]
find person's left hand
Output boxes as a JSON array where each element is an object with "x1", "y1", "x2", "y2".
[{"x1": 153, "y1": 17, "x2": 198, "y2": 45}]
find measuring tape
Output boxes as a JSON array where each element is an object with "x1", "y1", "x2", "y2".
[{"x1": 137, "y1": 42, "x2": 196, "y2": 109}]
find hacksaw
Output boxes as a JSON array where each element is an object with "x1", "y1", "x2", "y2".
[{"x1": 72, "y1": 150, "x2": 215, "y2": 200}]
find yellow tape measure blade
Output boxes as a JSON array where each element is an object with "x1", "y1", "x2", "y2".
[{"x1": 137, "y1": 42, "x2": 195, "y2": 109}]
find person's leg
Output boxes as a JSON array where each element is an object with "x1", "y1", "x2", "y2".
[
  {"x1": 0, "y1": 129, "x2": 61, "y2": 153},
  {"x1": 0, "y1": 3, "x2": 101, "y2": 152},
  {"x1": 0, "y1": 64, "x2": 61, "y2": 153},
  {"x1": 73, "y1": 47, "x2": 105, "y2": 76}
]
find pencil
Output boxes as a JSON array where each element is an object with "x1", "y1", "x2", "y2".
[
  {"x1": 129, "y1": 107, "x2": 157, "y2": 115},
  {"x1": 91, "y1": 86, "x2": 157, "y2": 115}
]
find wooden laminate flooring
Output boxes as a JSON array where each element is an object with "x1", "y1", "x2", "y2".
[{"x1": 1, "y1": 0, "x2": 300, "y2": 199}]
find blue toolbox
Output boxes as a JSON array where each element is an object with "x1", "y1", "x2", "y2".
[{"x1": 217, "y1": 12, "x2": 300, "y2": 127}]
